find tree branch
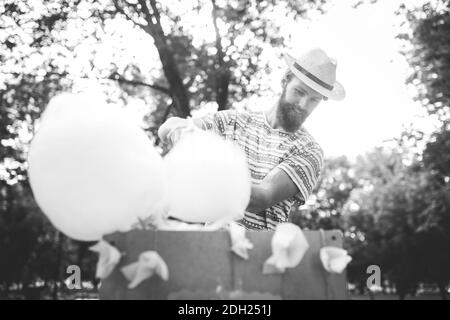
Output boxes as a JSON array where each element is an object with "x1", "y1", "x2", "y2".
[
  {"x1": 133, "y1": 0, "x2": 191, "y2": 117},
  {"x1": 148, "y1": 0, "x2": 162, "y2": 26},
  {"x1": 211, "y1": 0, "x2": 230, "y2": 110},
  {"x1": 108, "y1": 72, "x2": 171, "y2": 95},
  {"x1": 183, "y1": 76, "x2": 196, "y2": 88},
  {"x1": 137, "y1": 0, "x2": 157, "y2": 28},
  {"x1": 112, "y1": 0, "x2": 147, "y2": 29},
  {"x1": 211, "y1": 0, "x2": 226, "y2": 63}
]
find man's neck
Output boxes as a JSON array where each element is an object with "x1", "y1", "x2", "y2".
[{"x1": 264, "y1": 103, "x2": 283, "y2": 130}]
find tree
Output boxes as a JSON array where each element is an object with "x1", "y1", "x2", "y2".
[
  {"x1": 0, "y1": 1, "x2": 94, "y2": 298},
  {"x1": 398, "y1": 0, "x2": 450, "y2": 126},
  {"x1": 344, "y1": 147, "x2": 450, "y2": 299},
  {"x1": 291, "y1": 156, "x2": 359, "y2": 230},
  {"x1": 396, "y1": 1, "x2": 450, "y2": 299}
]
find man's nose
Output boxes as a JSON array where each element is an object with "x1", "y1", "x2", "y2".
[{"x1": 297, "y1": 96, "x2": 308, "y2": 109}]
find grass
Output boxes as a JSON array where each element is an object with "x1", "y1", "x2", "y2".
[{"x1": 349, "y1": 293, "x2": 445, "y2": 300}]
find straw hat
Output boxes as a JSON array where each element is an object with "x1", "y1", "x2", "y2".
[{"x1": 284, "y1": 48, "x2": 345, "y2": 101}]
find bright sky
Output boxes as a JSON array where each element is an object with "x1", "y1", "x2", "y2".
[{"x1": 289, "y1": 1, "x2": 436, "y2": 158}]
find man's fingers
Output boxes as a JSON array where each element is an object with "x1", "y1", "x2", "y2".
[{"x1": 169, "y1": 125, "x2": 197, "y2": 145}]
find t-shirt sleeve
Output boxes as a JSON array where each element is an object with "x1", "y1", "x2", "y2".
[
  {"x1": 276, "y1": 142, "x2": 324, "y2": 205},
  {"x1": 197, "y1": 109, "x2": 237, "y2": 138}
]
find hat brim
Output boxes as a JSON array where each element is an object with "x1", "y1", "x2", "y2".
[{"x1": 284, "y1": 54, "x2": 346, "y2": 101}]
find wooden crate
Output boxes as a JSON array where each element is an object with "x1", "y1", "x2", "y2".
[{"x1": 100, "y1": 229, "x2": 349, "y2": 300}]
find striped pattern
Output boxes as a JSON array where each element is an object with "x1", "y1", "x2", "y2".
[{"x1": 199, "y1": 109, "x2": 323, "y2": 230}]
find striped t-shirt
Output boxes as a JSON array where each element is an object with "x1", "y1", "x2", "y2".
[{"x1": 198, "y1": 109, "x2": 324, "y2": 230}]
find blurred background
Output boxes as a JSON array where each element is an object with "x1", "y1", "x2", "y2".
[{"x1": 0, "y1": 0, "x2": 449, "y2": 299}]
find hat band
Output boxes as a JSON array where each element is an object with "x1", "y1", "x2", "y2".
[{"x1": 293, "y1": 62, "x2": 334, "y2": 91}]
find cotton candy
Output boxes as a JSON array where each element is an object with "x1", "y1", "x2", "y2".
[
  {"x1": 320, "y1": 246, "x2": 352, "y2": 274},
  {"x1": 121, "y1": 251, "x2": 169, "y2": 289},
  {"x1": 164, "y1": 130, "x2": 251, "y2": 223},
  {"x1": 263, "y1": 223, "x2": 309, "y2": 274},
  {"x1": 28, "y1": 92, "x2": 165, "y2": 241},
  {"x1": 89, "y1": 240, "x2": 122, "y2": 279},
  {"x1": 228, "y1": 222, "x2": 253, "y2": 259}
]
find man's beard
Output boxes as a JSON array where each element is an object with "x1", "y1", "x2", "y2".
[{"x1": 276, "y1": 89, "x2": 307, "y2": 133}]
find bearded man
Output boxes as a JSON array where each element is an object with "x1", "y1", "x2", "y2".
[{"x1": 158, "y1": 48, "x2": 345, "y2": 230}]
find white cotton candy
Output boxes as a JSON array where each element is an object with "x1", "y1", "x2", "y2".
[
  {"x1": 89, "y1": 240, "x2": 122, "y2": 279},
  {"x1": 263, "y1": 223, "x2": 309, "y2": 274},
  {"x1": 320, "y1": 246, "x2": 352, "y2": 274},
  {"x1": 164, "y1": 130, "x2": 251, "y2": 223},
  {"x1": 121, "y1": 251, "x2": 169, "y2": 289},
  {"x1": 28, "y1": 92, "x2": 165, "y2": 241},
  {"x1": 228, "y1": 222, "x2": 253, "y2": 260}
]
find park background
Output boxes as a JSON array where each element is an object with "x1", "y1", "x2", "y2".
[{"x1": 0, "y1": 0, "x2": 449, "y2": 299}]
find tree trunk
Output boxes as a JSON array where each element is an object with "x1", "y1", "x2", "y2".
[
  {"x1": 216, "y1": 70, "x2": 231, "y2": 111},
  {"x1": 396, "y1": 280, "x2": 408, "y2": 300},
  {"x1": 141, "y1": 0, "x2": 191, "y2": 118},
  {"x1": 153, "y1": 35, "x2": 191, "y2": 117},
  {"x1": 357, "y1": 282, "x2": 365, "y2": 295},
  {"x1": 211, "y1": 0, "x2": 230, "y2": 111},
  {"x1": 114, "y1": 0, "x2": 191, "y2": 118},
  {"x1": 1, "y1": 282, "x2": 9, "y2": 299},
  {"x1": 52, "y1": 231, "x2": 64, "y2": 300},
  {"x1": 438, "y1": 281, "x2": 448, "y2": 300}
]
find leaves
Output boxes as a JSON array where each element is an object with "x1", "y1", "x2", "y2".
[{"x1": 399, "y1": 0, "x2": 450, "y2": 125}]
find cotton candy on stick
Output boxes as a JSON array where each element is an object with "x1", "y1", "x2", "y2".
[
  {"x1": 320, "y1": 246, "x2": 352, "y2": 274},
  {"x1": 164, "y1": 130, "x2": 251, "y2": 224},
  {"x1": 28, "y1": 92, "x2": 165, "y2": 241},
  {"x1": 263, "y1": 223, "x2": 309, "y2": 274}
]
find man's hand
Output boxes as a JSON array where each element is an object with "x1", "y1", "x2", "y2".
[
  {"x1": 158, "y1": 117, "x2": 201, "y2": 147},
  {"x1": 157, "y1": 117, "x2": 186, "y2": 144}
]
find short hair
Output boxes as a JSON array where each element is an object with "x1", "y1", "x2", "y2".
[
  {"x1": 282, "y1": 69, "x2": 295, "y2": 85},
  {"x1": 282, "y1": 69, "x2": 328, "y2": 101}
]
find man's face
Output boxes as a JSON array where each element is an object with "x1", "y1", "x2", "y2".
[{"x1": 277, "y1": 76, "x2": 324, "y2": 132}]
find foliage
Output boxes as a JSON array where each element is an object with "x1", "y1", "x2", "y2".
[
  {"x1": 398, "y1": 0, "x2": 450, "y2": 126},
  {"x1": 0, "y1": 0, "x2": 327, "y2": 297}
]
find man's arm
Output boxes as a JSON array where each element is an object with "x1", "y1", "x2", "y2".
[
  {"x1": 246, "y1": 167, "x2": 301, "y2": 213},
  {"x1": 159, "y1": 114, "x2": 312, "y2": 214},
  {"x1": 159, "y1": 110, "x2": 238, "y2": 145}
]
